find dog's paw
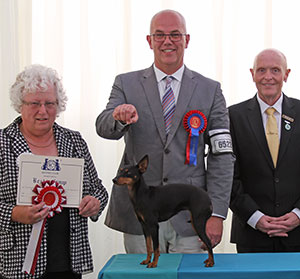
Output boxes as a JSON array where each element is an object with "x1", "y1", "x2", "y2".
[
  {"x1": 204, "y1": 258, "x2": 214, "y2": 267},
  {"x1": 140, "y1": 259, "x2": 150, "y2": 265},
  {"x1": 146, "y1": 262, "x2": 157, "y2": 268}
]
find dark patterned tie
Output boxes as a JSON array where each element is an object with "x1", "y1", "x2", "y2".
[{"x1": 162, "y1": 76, "x2": 175, "y2": 134}]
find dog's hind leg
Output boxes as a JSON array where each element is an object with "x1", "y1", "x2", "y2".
[{"x1": 192, "y1": 214, "x2": 214, "y2": 267}]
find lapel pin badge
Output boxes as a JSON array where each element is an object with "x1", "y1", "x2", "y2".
[
  {"x1": 285, "y1": 122, "x2": 291, "y2": 131},
  {"x1": 282, "y1": 114, "x2": 294, "y2": 122},
  {"x1": 282, "y1": 114, "x2": 294, "y2": 131}
]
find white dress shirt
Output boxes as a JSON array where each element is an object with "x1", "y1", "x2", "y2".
[{"x1": 153, "y1": 64, "x2": 184, "y2": 104}]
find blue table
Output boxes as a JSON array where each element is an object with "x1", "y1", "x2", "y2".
[{"x1": 98, "y1": 253, "x2": 300, "y2": 279}]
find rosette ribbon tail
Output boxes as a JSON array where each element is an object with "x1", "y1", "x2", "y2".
[
  {"x1": 185, "y1": 133, "x2": 192, "y2": 165},
  {"x1": 22, "y1": 218, "x2": 47, "y2": 275},
  {"x1": 189, "y1": 127, "x2": 200, "y2": 166},
  {"x1": 22, "y1": 180, "x2": 66, "y2": 275},
  {"x1": 183, "y1": 110, "x2": 207, "y2": 166}
]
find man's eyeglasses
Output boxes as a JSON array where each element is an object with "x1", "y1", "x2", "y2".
[
  {"x1": 150, "y1": 33, "x2": 186, "y2": 42},
  {"x1": 22, "y1": 101, "x2": 58, "y2": 110}
]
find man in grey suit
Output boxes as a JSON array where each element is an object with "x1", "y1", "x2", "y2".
[{"x1": 96, "y1": 9, "x2": 234, "y2": 253}]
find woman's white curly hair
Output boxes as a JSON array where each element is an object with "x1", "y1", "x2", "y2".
[{"x1": 10, "y1": 64, "x2": 68, "y2": 115}]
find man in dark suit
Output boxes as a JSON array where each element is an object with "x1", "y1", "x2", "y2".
[
  {"x1": 229, "y1": 48, "x2": 300, "y2": 252},
  {"x1": 96, "y1": 9, "x2": 234, "y2": 253}
]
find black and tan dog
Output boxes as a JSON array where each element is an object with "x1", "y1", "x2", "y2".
[{"x1": 113, "y1": 155, "x2": 214, "y2": 268}]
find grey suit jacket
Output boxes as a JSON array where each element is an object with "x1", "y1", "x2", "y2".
[{"x1": 96, "y1": 65, "x2": 234, "y2": 236}]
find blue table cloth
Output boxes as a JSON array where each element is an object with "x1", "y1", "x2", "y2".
[
  {"x1": 179, "y1": 253, "x2": 300, "y2": 279},
  {"x1": 98, "y1": 253, "x2": 300, "y2": 279},
  {"x1": 98, "y1": 254, "x2": 182, "y2": 279}
]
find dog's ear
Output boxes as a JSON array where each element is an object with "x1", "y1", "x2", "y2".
[
  {"x1": 124, "y1": 153, "x2": 130, "y2": 165},
  {"x1": 138, "y1": 155, "x2": 148, "y2": 173}
]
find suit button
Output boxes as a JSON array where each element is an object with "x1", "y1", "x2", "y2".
[
  {"x1": 275, "y1": 202, "x2": 280, "y2": 207},
  {"x1": 164, "y1": 149, "x2": 170, "y2": 154},
  {"x1": 163, "y1": 177, "x2": 168, "y2": 182},
  {"x1": 274, "y1": 178, "x2": 279, "y2": 183}
]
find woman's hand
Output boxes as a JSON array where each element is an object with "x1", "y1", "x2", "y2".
[
  {"x1": 11, "y1": 203, "x2": 49, "y2": 224},
  {"x1": 79, "y1": 195, "x2": 100, "y2": 217}
]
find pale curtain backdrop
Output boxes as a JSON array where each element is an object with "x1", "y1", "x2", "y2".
[{"x1": 2, "y1": 0, "x2": 300, "y2": 278}]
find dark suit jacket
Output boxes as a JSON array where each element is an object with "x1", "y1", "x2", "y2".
[
  {"x1": 96, "y1": 65, "x2": 235, "y2": 236},
  {"x1": 229, "y1": 94, "x2": 300, "y2": 249}
]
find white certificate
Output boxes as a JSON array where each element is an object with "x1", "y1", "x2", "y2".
[{"x1": 17, "y1": 153, "x2": 84, "y2": 208}]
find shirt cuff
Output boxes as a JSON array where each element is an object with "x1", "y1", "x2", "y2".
[
  {"x1": 115, "y1": 120, "x2": 129, "y2": 132},
  {"x1": 247, "y1": 210, "x2": 264, "y2": 229},
  {"x1": 292, "y1": 208, "x2": 300, "y2": 219},
  {"x1": 212, "y1": 213, "x2": 225, "y2": 219}
]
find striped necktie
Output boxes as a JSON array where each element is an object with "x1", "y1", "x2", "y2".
[
  {"x1": 162, "y1": 76, "x2": 175, "y2": 134},
  {"x1": 265, "y1": 107, "x2": 279, "y2": 167}
]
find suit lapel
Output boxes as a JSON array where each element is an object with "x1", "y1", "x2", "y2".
[
  {"x1": 166, "y1": 67, "x2": 196, "y2": 147},
  {"x1": 53, "y1": 124, "x2": 76, "y2": 158},
  {"x1": 141, "y1": 66, "x2": 196, "y2": 147},
  {"x1": 141, "y1": 67, "x2": 166, "y2": 144},
  {"x1": 247, "y1": 97, "x2": 274, "y2": 168},
  {"x1": 7, "y1": 117, "x2": 31, "y2": 157},
  {"x1": 277, "y1": 94, "x2": 295, "y2": 167}
]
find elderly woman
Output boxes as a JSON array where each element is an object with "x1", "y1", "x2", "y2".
[{"x1": 0, "y1": 65, "x2": 108, "y2": 279}]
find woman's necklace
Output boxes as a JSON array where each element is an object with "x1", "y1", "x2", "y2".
[
  {"x1": 20, "y1": 124, "x2": 55, "y2": 148},
  {"x1": 25, "y1": 137, "x2": 55, "y2": 148}
]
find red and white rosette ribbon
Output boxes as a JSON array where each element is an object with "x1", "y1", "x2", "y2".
[{"x1": 22, "y1": 180, "x2": 66, "y2": 275}]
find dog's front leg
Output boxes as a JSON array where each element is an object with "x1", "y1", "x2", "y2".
[
  {"x1": 140, "y1": 235, "x2": 153, "y2": 265},
  {"x1": 147, "y1": 224, "x2": 160, "y2": 268},
  {"x1": 147, "y1": 248, "x2": 160, "y2": 268}
]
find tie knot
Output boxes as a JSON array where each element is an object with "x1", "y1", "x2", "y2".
[
  {"x1": 266, "y1": 107, "x2": 276, "y2": 116},
  {"x1": 165, "y1": 76, "x2": 173, "y2": 86}
]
